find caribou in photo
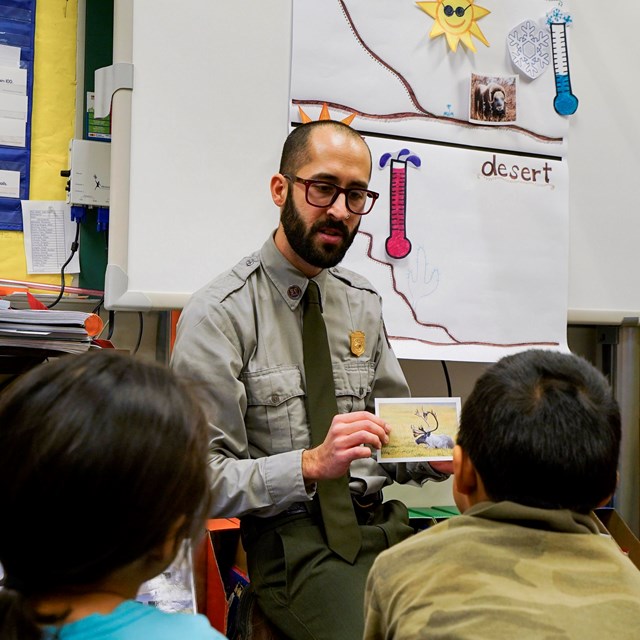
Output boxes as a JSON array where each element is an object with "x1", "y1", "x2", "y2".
[{"x1": 411, "y1": 408, "x2": 454, "y2": 450}]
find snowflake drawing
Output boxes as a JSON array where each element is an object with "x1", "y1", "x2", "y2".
[{"x1": 507, "y1": 20, "x2": 551, "y2": 80}]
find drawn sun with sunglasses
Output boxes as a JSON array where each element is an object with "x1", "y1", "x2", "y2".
[{"x1": 416, "y1": 0, "x2": 490, "y2": 52}]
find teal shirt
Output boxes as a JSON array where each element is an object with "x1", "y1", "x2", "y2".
[{"x1": 44, "y1": 600, "x2": 226, "y2": 639}]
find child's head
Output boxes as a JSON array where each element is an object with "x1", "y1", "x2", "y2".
[
  {"x1": 454, "y1": 349, "x2": 620, "y2": 514},
  {"x1": 0, "y1": 350, "x2": 211, "y2": 631}
]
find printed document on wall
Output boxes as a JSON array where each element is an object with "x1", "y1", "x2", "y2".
[{"x1": 20, "y1": 201, "x2": 80, "y2": 274}]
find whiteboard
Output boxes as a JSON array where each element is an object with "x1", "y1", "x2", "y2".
[{"x1": 105, "y1": 0, "x2": 640, "y2": 324}]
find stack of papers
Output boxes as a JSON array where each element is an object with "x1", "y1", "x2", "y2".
[{"x1": 0, "y1": 308, "x2": 103, "y2": 354}]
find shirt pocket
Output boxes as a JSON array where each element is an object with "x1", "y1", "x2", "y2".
[
  {"x1": 334, "y1": 359, "x2": 374, "y2": 414},
  {"x1": 242, "y1": 365, "x2": 306, "y2": 453}
]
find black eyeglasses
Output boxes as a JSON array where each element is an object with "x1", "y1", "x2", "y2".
[
  {"x1": 283, "y1": 174, "x2": 379, "y2": 215},
  {"x1": 443, "y1": 4, "x2": 470, "y2": 17}
]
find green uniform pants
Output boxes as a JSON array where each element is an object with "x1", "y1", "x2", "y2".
[{"x1": 240, "y1": 499, "x2": 413, "y2": 640}]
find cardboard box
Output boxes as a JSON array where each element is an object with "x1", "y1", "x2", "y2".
[
  {"x1": 593, "y1": 508, "x2": 640, "y2": 571},
  {"x1": 194, "y1": 518, "x2": 249, "y2": 635}
]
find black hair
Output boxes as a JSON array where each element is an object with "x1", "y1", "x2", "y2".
[
  {"x1": 457, "y1": 349, "x2": 620, "y2": 513},
  {"x1": 278, "y1": 120, "x2": 372, "y2": 177},
  {"x1": 0, "y1": 350, "x2": 212, "y2": 639}
]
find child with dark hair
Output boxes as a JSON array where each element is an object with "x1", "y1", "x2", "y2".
[
  {"x1": 0, "y1": 350, "x2": 226, "y2": 640},
  {"x1": 364, "y1": 349, "x2": 640, "y2": 639}
]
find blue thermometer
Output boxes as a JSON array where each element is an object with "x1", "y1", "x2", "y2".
[{"x1": 549, "y1": 21, "x2": 579, "y2": 115}]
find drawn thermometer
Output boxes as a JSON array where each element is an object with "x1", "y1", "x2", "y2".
[
  {"x1": 380, "y1": 150, "x2": 421, "y2": 259},
  {"x1": 549, "y1": 21, "x2": 578, "y2": 115},
  {"x1": 386, "y1": 160, "x2": 412, "y2": 258}
]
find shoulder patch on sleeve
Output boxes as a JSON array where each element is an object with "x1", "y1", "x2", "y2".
[
  {"x1": 206, "y1": 252, "x2": 261, "y2": 302},
  {"x1": 329, "y1": 266, "x2": 379, "y2": 295}
]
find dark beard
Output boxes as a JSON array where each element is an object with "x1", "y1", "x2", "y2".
[{"x1": 280, "y1": 192, "x2": 359, "y2": 269}]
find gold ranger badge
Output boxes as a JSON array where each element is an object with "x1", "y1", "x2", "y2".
[{"x1": 350, "y1": 331, "x2": 365, "y2": 357}]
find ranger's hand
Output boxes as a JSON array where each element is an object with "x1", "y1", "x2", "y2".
[{"x1": 302, "y1": 411, "x2": 389, "y2": 481}]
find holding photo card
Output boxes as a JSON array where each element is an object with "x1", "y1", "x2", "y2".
[{"x1": 375, "y1": 397, "x2": 461, "y2": 462}]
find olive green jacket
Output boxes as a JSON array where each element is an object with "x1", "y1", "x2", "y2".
[{"x1": 364, "y1": 501, "x2": 640, "y2": 639}]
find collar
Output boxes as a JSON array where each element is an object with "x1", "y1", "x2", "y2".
[
  {"x1": 260, "y1": 233, "x2": 329, "y2": 311},
  {"x1": 465, "y1": 501, "x2": 601, "y2": 535}
]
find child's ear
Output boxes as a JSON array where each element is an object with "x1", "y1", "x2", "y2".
[
  {"x1": 596, "y1": 494, "x2": 614, "y2": 509},
  {"x1": 453, "y1": 444, "x2": 478, "y2": 497},
  {"x1": 595, "y1": 471, "x2": 620, "y2": 508}
]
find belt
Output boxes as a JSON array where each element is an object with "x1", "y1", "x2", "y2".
[
  {"x1": 281, "y1": 502, "x2": 313, "y2": 516},
  {"x1": 241, "y1": 491, "x2": 384, "y2": 542}
]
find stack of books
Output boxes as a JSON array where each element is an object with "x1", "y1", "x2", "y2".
[{"x1": 0, "y1": 308, "x2": 103, "y2": 356}]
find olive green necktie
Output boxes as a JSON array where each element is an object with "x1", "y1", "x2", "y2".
[{"x1": 302, "y1": 280, "x2": 362, "y2": 564}]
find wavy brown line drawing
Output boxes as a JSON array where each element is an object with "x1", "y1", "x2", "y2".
[
  {"x1": 339, "y1": 0, "x2": 434, "y2": 118},
  {"x1": 387, "y1": 334, "x2": 559, "y2": 348},
  {"x1": 322, "y1": 0, "x2": 563, "y2": 145},
  {"x1": 358, "y1": 230, "x2": 560, "y2": 348},
  {"x1": 292, "y1": 98, "x2": 562, "y2": 145}
]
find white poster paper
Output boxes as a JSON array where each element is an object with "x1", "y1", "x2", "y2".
[{"x1": 291, "y1": 0, "x2": 573, "y2": 361}]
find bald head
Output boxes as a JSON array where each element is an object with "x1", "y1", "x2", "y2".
[{"x1": 279, "y1": 121, "x2": 372, "y2": 178}]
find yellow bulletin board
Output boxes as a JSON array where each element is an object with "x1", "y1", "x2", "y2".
[{"x1": 0, "y1": 0, "x2": 77, "y2": 290}]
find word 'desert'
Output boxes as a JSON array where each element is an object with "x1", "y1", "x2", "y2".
[{"x1": 481, "y1": 154, "x2": 553, "y2": 185}]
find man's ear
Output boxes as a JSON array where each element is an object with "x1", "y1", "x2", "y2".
[
  {"x1": 453, "y1": 444, "x2": 478, "y2": 497},
  {"x1": 270, "y1": 173, "x2": 288, "y2": 207}
]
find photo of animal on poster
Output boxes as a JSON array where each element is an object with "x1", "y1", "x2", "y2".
[
  {"x1": 375, "y1": 397, "x2": 461, "y2": 462},
  {"x1": 469, "y1": 73, "x2": 517, "y2": 124}
]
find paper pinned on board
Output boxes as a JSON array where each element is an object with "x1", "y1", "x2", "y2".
[
  {"x1": 0, "y1": 65, "x2": 27, "y2": 95},
  {"x1": 0, "y1": 45, "x2": 28, "y2": 148},
  {"x1": 0, "y1": 93, "x2": 27, "y2": 120},
  {"x1": 0, "y1": 169, "x2": 20, "y2": 198},
  {"x1": 0, "y1": 117, "x2": 25, "y2": 146},
  {"x1": 20, "y1": 201, "x2": 80, "y2": 275},
  {"x1": 0, "y1": 44, "x2": 20, "y2": 68}
]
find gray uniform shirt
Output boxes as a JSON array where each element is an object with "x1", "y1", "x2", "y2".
[{"x1": 172, "y1": 234, "x2": 444, "y2": 519}]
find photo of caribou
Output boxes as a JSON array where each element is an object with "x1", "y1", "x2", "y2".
[
  {"x1": 411, "y1": 408, "x2": 455, "y2": 450},
  {"x1": 375, "y1": 397, "x2": 460, "y2": 462}
]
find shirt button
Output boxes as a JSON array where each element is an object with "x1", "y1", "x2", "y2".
[
  {"x1": 245, "y1": 258, "x2": 255, "y2": 266},
  {"x1": 271, "y1": 394, "x2": 280, "y2": 404},
  {"x1": 287, "y1": 285, "x2": 302, "y2": 300}
]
